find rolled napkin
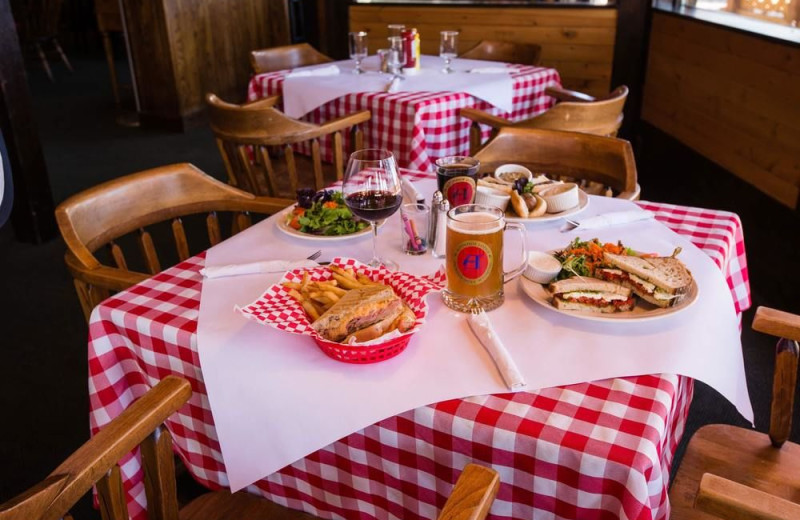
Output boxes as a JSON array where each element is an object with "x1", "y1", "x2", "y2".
[
  {"x1": 569, "y1": 210, "x2": 655, "y2": 231},
  {"x1": 467, "y1": 310, "x2": 527, "y2": 391},
  {"x1": 385, "y1": 76, "x2": 401, "y2": 93},
  {"x1": 201, "y1": 259, "x2": 319, "y2": 279},
  {"x1": 468, "y1": 66, "x2": 511, "y2": 74},
  {"x1": 285, "y1": 65, "x2": 340, "y2": 78},
  {"x1": 401, "y1": 176, "x2": 424, "y2": 204}
]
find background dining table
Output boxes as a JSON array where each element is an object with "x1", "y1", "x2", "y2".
[
  {"x1": 247, "y1": 59, "x2": 561, "y2": 173},
  {"x1": 87, "y1": 170, "x2": 751, "y2": 520}
]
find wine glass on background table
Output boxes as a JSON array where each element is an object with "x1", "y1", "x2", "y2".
[
  {"x1": 388, "y1": 36, "x2": 405, "y2": 78},
  {"x1": 343, "y1": 149, "x2": 403, "y2": 271},
  {"x1": 349, "y1": 31, "x2": 368, "y2": 74},
  {"x1": 440, "y1": 31, "x2": 459, "y2": 74}
]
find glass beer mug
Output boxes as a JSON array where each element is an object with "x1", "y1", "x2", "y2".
[{"x1": 442, "y1": 204, "x2": 528, "y2": 312}]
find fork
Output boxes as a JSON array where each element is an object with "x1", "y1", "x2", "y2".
[{"x1": 306, "y1": 250, "x2": 322, "y2": 261}]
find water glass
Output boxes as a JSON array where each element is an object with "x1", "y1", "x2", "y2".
[
  {"x1": 400, "y1": 203, "x2": 429, "y2": 255},
  {"x1": 388, "y1": 36, "x2": 404, "y2": 76},
  {"x1": 440, "y1": 31, "x2": 459, "y2": 74},
  {"x1": 349, "y1": 31, "x2": 368, "y2": 74}
]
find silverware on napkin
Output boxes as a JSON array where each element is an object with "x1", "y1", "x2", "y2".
[
  {"x1": 562, "y1": 210, "x2": 655, "y2": 232},
  {"x1": 200, "y1": 259, "x2": 319, "y2": 279},
  {"x1": 467, "y1": 309, "x2": 527, "y2": 391}
]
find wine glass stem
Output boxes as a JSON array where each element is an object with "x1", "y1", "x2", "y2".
[{"x1": 371, "y1": 221, "x2": 380, "y2": 264}]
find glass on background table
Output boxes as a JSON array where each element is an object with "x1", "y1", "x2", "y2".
[{"x1": 86, "y1": 169, "x2": 751, "y2": 520}]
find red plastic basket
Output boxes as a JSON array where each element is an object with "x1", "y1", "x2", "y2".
[{"x1": 314, "y1": 333, "x2": 413, "y2": 364}]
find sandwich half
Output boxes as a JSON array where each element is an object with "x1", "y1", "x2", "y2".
[
  {"x1": 548, "y1": 277, "x2": 634, "y2": 313},
  {"x1": 311, "y1": 284, "x2": 414, "y2": 342},
  {"x1": 597, "y1": 253, "x2": 693, "y2": 308}
]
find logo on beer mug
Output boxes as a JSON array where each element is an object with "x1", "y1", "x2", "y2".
[
  {"x1": 443, "y1": 177, "x2": 476, "y2": 207},
  {"x1": 454, "y1": 241, "x2": 493, "y2": 284}
]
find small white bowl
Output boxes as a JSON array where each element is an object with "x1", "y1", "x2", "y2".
[
  {"x1": 475, "y1": 186, "x2": 511, "y2": 212},
  {"x1": 539, "y1": 183, "x2": 579, "y2": 213},
  {"x1": 494, "y1": 164, "x2": 533, "y2": 184},
  {"x1": 523, "y1": 251, "x2": 562, "y2": 284}
]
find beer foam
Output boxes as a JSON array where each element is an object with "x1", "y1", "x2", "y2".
[{"x1": 448, "y1": 212, "x2": 504, "y2": 234}]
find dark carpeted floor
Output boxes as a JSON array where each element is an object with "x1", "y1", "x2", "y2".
[{"x1": 1, "y1": 52, "x2": 798, "y2": 518}]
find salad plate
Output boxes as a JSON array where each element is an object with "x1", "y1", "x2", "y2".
[
  {"x1": 275, "y1": 189, "x2": 383, "y2": 241},
  {"x1": 505, "y1": 189, "x2": 589, "y2": 224}
]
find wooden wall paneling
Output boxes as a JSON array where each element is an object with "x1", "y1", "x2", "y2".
[
  {"x1": 0, "y1": 0, "x2": 57, "y2": 242},
  {"x1": 123, "y1": 0, "x2": 291, "y2": 131},
  {"x1": 349, "y1": 5, "x2": 616, "y2": 97},
  {"x1": 642, "y1": 12, "x2": 800, "y2": 208}
]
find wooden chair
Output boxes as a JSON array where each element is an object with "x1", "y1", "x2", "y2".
[
  {"x1": 0, "y1": 376, "x2": 501, "y2": 520},
  {"x1": 459, "y1": 40, "x2": 542, "y2": 66},
  {"x1": 669, "y1": 306, "x2": 800, "y2": 520},
  {"x1": 462, "y1": 85, "x2": 629, "y2": 154},
  {"x1": 95, "y1": 0, "x2": 124, "y2": 105},
  {"x1": 206, "y1": 93, "x2": 370, "y2": 197},
  {"x1": 55, "y1": 163, "x2": 291, "y2": 321},
  {"x1": 250, "y1": 43, "x2": 333, "y2": 75},
  {"x1": 472, "y1": 127, "x2": 640, "y2": 200}
]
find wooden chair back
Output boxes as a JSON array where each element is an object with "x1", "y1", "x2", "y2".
[
  {"x1": 55, "y1": 163, "x2": 290, "y2": 320},
  {"x1": 459, "y1": 40, "x2": 542, "y2": 66},
  {"x1": 250, "y1": 43, "x2": 333, "y2": 75},
  {"x1": 669, "y1": 306, "x2": 800, "y2": 519},
  {"x1": 0, "y1": 376, "x2": 192, "y2": 520},
  {"x1": 462, "y1": 85, "x2": 628, "y2": 154},
  {"x1": 206, "y1": 93, "x2": 370, "y2": 197},
  {"x1": 473, "y1": 127, "x2": 639, "y2": 199}
]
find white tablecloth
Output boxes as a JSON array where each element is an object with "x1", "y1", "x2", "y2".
[
  {"x1": 197, "y1": 179, "x2": 751, "y2": 491},
  {"x1": 282, "y1": 55, "x2": 514, "y2": 118}
]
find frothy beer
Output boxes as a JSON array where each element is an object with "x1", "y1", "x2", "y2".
[{"x1": 446, "y1": 212, "x2": 504, "y2": 298}]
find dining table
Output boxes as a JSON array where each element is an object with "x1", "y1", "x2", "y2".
[
  {"x1": 87, "y1": 169, "x2": 752, "y2": 520},
  {"x1": 247, "y1": 56, "x2": 561, "y2": 173}
]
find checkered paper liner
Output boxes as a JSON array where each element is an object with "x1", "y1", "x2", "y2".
[{"x1": 237, "y1": 258, "x2": 446, "y2": 345}]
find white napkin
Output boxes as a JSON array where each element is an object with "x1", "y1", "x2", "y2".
[
  {"x1": 385, "y1": 76, "x2": 401, "y2": 93},
  {"x1": 401, "y1": 176, "x2": 424, "y2": 204},
  {"x1": 201, "y1": 259, "x2": 319, "y2": 279},
  {"x1": 467, "y1": 310, "x2": 527, "y2": 391},
  {"x1": 286, "y1": 65, "x2": 340, "y2": 78},
  {"x1": 569, "y1": 210, "x2": 655, "y2": 231},
  {"x1": 468, "y1": 67, "x2": 511, "y2": 74}
]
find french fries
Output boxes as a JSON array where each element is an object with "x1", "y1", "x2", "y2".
[{"x1": 282, "y1": 266, "x2": 387, "y2": 322}]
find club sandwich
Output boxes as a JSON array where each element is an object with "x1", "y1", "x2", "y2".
[
  {"x1": 596, "y1": 253, "x2": 693, "y2": 308},
  {"x1": 548, "y1": 277, "x2": 634, "y2": 313},
  {"x1": 311, "y1": 285, "x2": 415, "y2": 343}
]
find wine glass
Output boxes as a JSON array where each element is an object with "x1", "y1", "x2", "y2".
[
  {"x1": 349, "y1": 31, "x2": 368, "y2": 74},
  {"x1": 343, "y1": 149, "x2": 403, "y2": 271},
  {"x1": 387, "y1": 36, "x2": 405, "y2": 77},
  {"x1": 440, "y1": 31, "x2": 459, "y2": 74}
]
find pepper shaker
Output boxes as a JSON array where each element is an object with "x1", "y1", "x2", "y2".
[{"x1": 428, "y1": 191, "x2": 449, "y2": 258}]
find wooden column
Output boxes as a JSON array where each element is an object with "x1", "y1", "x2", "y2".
[
  {"x1": 0, "y1": 0, "x2": 57, "y2": 242},
  {"x1": 611, "y1": 0, "x2": 652, "y2": 139}
]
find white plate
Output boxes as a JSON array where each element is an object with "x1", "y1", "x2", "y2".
[
  {"x1": 505, "y1": 189, "x2": 589, "y2": 224},
  {"x1": 275, "y1": 205, "x2": 379, "y2": 241},
  {"x1": 519, "y1": 276, "x2": 699, "y2": 322}
]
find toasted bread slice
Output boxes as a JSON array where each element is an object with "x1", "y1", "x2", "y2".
[
  {"x1": 312, "y1": 285, "x2": 400, "y2": 342},
  {"x1": 552, "y1": 296, "x2": 634, "y2": 313},
  {"x1": 549, "y1": 277, "x2": 631, "y2": 297},
  {"x1": 603, "y1": 253, "x2": 692, "y2": 294}
]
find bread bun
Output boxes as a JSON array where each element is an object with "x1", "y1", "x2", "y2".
[{"x1": 510, "y1": 190, "x2": 529, "y2": 218}]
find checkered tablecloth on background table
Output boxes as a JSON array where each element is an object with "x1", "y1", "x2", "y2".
[
  {"x1": 87, "y1": 171, "x2": 750, "y2": 520},
  {"x1": 246, "y1": 66, "x2": 561, "y2": 173}
]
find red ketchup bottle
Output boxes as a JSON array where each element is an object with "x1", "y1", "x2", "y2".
[{"x1": 401, "y1": 28, "x2": 418, "y2": 70}]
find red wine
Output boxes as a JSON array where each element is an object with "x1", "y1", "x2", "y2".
[{"x1": 345, "y1": 190, "x2": 403, "y2": 221}]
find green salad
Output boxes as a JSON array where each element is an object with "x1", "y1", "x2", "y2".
[{"x1": 286, "y1": 189, "x2": 368, "y2": 236}]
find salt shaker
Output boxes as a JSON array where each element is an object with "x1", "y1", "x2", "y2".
[{"x1": 428, "y1": 191, "x2": 449, "y2": 258}]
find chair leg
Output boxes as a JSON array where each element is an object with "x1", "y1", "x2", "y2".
[
  {"x1": 36, "y1": 42, "x2": 54, "y2": 81},
  {"x1": 53, "y1": 38, "x2": 73, "y2": 72},
  {"x1": 101, "y1": 31, "x2": 120, "y2": 105}
]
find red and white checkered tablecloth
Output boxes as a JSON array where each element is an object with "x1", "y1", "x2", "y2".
[
  {"x1": 87, "y1": 171, "x2": 750, "y2": 520},
  {"x1": 246, "y1": 66, "x2": 561, "y2": 173}
]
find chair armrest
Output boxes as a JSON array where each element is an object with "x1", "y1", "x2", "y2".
[
  {"x1": 754, "y1": 307, "x2": 800, "y2": 342},
  {"x1": 460, "y1": 108, "x2": 511, "y2": 129},
  {"x1": 437, "y1": 464, "x2": 500, "y2": 520},
  {"x1": 545, "y1": 86, "x2": 596, "y2": 103},
  {"x1": 243, "y1": 95, "x2": 281, "y2": 109},
  {"x1": 696, "y1": 473, "x2": 800, "y2": 520},
  {"x1": 318, "y1": 110, "x2": 372, "y2": 135}
]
